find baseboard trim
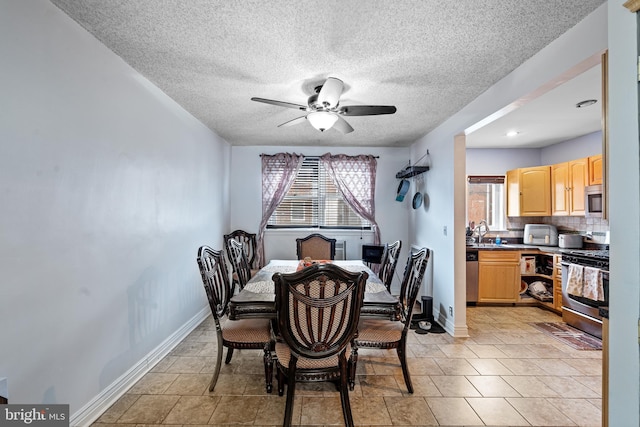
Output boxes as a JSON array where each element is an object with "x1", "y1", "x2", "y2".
[{"x1": 70, "y1": 307, "x2": 210, "y2": 427}]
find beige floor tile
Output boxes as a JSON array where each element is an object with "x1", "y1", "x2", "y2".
[
  {"x1": 430, "y1": 375, "x2": 482, "y2": 397},
  {"x1": 90, "y1": 307, "x2": 604, "y2": 427},
  {"x1": 149, "y1": 356, "x2": 177, "y2": 373},
  {"x1": 466, "y1": 397, "x2": 530, "y2": 426},
  {"x1": 163, "y1": 373, "x2": 211, "y2": 395},
  {"x1": 407, "y1": 343, "x2": 447, "y2": 358},
  {"x1": 128, "y1": 373, "x2": 178, "y2": 395},
  {"x1": 506, "y1": 397, "x2": 577, "y2": 426},
  {"x1": 162, "y1": 395, "x2": 220, "y2": 424},
  {"x1": 526, "y1": 343, "x2": 577, "y2": 358},
  {"x1": 466, "y1": 375, "x2": 521, "y2": 397},
  {"x1": 208, "y1": 395, "x2": 266, "y2": 425},
  {"x1": 95, "y1": 394, "x2": 140, "y2": 423},
  {"x1": 350, "y1": 396, "x2": 392, "y2": 425},
  {"x1": 547, "y1": 397, "x2": 602, "y2": 427},
  {"x1": 537, "y1": 375, "x2": 601, "y2": 398},
  {"x1": 561, "y1": 358, "x2": 603, "y2": 375},
  {"x1": 437, "y1": 343, "x2": 480, "y2": 359},
  {"x1": 465, "y1": 343, "x2": 509, "y2": 358},
  {"x1": 383, "y1": 396, "x2": 437, "y2": 425},
  {"x1": 433, "y1": 358, "x2": 480, "y2": 375},
  {"x1": 494, "y1": 344, "x2": 538, "y2": 358},
  {"x1": 401, "y1": 375, "x2": 442, "y2": 397},
  {"x1": 206, "y1": 373, "x2": 250, "y2": 396},
  {"x1": 405, "y1": 356, "x2": 445, "y2": 375},
  {"x1": 466, "y1": 358, "x2": 514, "y2": 375},
  {"x1": 299, "y1": 396, "x2": 347, "y2": 425},
  {"x1": 465, "y1": 331, "x2": 505, "y2": 345},
  {"x1": 367, "y1": 357, "x2": 404, "y2": 376},
  {"x1": 253, "y1": 394, "x2": 295, "y2": 426},
  {"x1": 574, "y1": 374, "x2": 603, "y2": 394},
  {"x1": 165, "y1": 356, "x2": 209, "y2": 374},
  {"x1": 426, "y1": 397, "x2": 484, "y2": 426},
  {"x1": 170, "y1": 341, "x2": 210, "y2": 357},
  {"x1": 117, "y1": 394, "x2": 180, "y2": 424},
  {"x1": 358, "y1": 375, "x2": 403, "y2": 396},
  {"x1": 501, "y1": 375, "x2": 559, "y2": 397},
  {"x1": 497, "y1": 358, "x2": 548, "y2": 376},
  {"x1": 529, "y1": 358, "x2": 585, "y2": 376}
]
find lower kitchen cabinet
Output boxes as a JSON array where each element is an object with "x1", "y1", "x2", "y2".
[
  {"x1": 553, "y1": 254, "x2": 563, "y2": 312},
  {"x1": 478, "y1": 251, "x2": 521, "y2": 303}
]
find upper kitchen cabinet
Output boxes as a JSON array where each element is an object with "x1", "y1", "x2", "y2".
[
  {"x1": 552, "y1": 157, "x2": 588, "y2": 216},
  {"x1": 506, "y1": 166, "x2": 551, "y2": 217},
  {"x1": 589, "y1": 154, "x2": 603, "y2": 185}
]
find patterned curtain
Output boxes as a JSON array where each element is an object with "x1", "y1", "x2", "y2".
[
  {"x1": 257, "y1": 153, "x2": 305, "y2": 267},
  {"x1": 320, "y1": 153, "x2": 381, "y2": 246}
]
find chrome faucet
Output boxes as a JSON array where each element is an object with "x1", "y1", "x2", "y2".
[{"x1": 475, "y1": 220, "x2": 489, "y2": 244}]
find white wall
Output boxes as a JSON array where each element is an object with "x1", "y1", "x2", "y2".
[
  {"x1": 540, "y1": 131, "x2": 602, "y2": 164},
  {"x1": 607, "y1": 1, "x2": 639, "y2": 425},
  {"x1": 0, "y1": 1, "x2": 230, "y2": 421},
  {"x1": 466, "y1": 148, "x2": 541, "y2": 175},
  {"x1": 409, "y1": 4, "x2": 608, "y2": 337},
  {"x1": 466, "y1": 131, "x2": 602, "y2": 176},
  {"x1": 229, "y1": 145, "x2": 411, "y2": 293}
]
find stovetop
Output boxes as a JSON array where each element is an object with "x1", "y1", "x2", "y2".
[
  {"x1": 562, "y1": 249, "x2": 610, "y2": 260},
  {"x1": 561, "y1": 248, "x2": 609, "y2": 270}
]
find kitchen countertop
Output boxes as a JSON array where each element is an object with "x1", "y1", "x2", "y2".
[{"x1": 466, "y1": 243, "x2": 565, "y2": 254}]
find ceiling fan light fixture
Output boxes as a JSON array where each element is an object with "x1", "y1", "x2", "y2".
[{"x1": 307, "y1": 111, "x2": 338, "y2": 132}]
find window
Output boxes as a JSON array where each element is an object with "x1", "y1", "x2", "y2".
[
  {"x1": 467, "y1": 175, "x2": 505, "y2": 231},
  {"x1": 267, "y1": 157, "x2": 370, "y2": 229}
]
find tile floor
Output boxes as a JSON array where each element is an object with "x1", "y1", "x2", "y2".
[{"x1": 93, "y1": 306, "x2": 603, "y2": 426}]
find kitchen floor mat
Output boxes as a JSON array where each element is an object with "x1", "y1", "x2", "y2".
[{"x1": 529, "y1": 321, "x2": 602, "y2": 350}]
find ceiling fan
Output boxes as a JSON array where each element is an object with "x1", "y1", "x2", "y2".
[{"x1": 251, "y1": 77, "x2": 396, "y2": 134}]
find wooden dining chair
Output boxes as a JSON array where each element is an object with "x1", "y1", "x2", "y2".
[
  {"x1": 350, "y1": 247, "x2": 430, "y2": 393},
  {"x1": 224, "y1": 229, "x2": 261, "y2": 269},
  {"x1": 296, "y1": 233, "x2": 337, "y2": 260},
  {"x1": 196, "y1": 246, "x2": 274, "y2": 393},
  {"x1": 379, "y1": 240, "x2": 402, "y2": 292},
  {"x1": 226, "y1": 238, "x2": 256, "y2": 291},
  {"x1": 272, "y1": 263, "x2": 368, "y2": 427}
]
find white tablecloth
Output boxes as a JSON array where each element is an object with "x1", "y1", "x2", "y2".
[{"x1": 245, "y1": 260, "x2": 386, "y2": 294}]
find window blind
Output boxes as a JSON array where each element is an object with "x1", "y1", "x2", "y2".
[
  {"x1": 467, "y1": 175, "x2": 505, "y2": 184},
  {"x1": 268, "y1": 157, "x2": 370, "y2": 229}
]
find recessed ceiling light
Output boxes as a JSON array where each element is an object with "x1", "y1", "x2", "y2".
[
  {"x1": 576, "y1": 99, "x2": 597, "y2": 108},
  {"x1": 506, "y1": 131, "x2": 519, "y2": 137}
]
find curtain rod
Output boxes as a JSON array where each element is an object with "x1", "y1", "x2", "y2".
[{"x1": 259, "y1": 154, "x2": 380, "y2": 158}]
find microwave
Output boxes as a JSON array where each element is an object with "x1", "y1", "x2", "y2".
[{"x1": 585, "y1": 184, "x2": 603, "y2": 217}]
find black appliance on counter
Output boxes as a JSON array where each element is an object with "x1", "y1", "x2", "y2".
[{"x1": 561, "y1": 249, "x2": 609, "y2": 338}]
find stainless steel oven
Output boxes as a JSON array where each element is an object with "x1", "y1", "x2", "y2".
[{"x1": 561, "y1": 249, "x2": 609, "y2": 338}]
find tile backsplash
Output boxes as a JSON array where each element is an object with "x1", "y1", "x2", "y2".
[{"x1": 494, "y1": 216, "x2": 610, "y2": 244}]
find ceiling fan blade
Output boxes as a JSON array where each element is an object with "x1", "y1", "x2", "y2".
[
  {"x1": 338, "y1": 105, "x2": 397, "y2": 116},
  {"x1": 316, "y1": 77, "x2": 344, "y2": 108},
  {"x1": 332, "y1": 116, "x2": 354, "y2": 134},
  {"x1": 277, "y1": 116, "x2": 307, "y2": 127},
  {"x1": 251, "y1": 97, "x2": 307, "y2": 111}
]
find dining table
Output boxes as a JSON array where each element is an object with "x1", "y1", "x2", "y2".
[{"x1": 228, "y1": 259, "x2": 401, "y2": 321}]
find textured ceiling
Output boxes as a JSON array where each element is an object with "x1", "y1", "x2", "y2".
[{"x1": 50, "y1": 0, "x2": 605, "y2": 148}]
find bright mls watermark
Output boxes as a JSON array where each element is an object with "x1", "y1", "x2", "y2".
[{"x1": 1, "y1": 405, "x2": 69, "y2": 427}]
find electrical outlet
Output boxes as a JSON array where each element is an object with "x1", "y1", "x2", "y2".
[
  {"x1": 443, "y1": 226, "x2": 447, "y2": 236},
  {"x1": 448, "y1": 306, "x2": 453, "y2": 315}
]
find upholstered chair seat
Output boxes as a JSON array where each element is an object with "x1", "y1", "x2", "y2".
[{"x1": 357, "y1": 318, "x2": 403, "y2": 343}]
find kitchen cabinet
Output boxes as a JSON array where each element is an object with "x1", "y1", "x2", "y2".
[
  {"x1": 589, "y1": 154, "x2": 603, "y2": 185},
  {"x1": 478, "y1": 251, "x2": 520, "y2": 303},
  {"x1": 506, "y1": 166, "x2": 551, "y2": 216},
  {"x1": 553, "y1": 254, "x2": 563, "y2": 312},
  {"x1": 551, "y1": 158, "x2": 587, "y2": 216}
]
